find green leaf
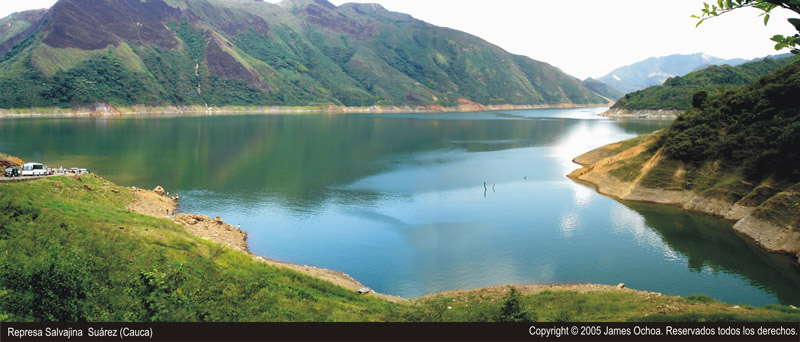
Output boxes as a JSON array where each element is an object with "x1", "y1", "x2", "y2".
[
  {"x1": 754, "y1": 3, "x2": 773, "y2": 11},
  {"x1": 771, "y1": 34, "x2": 785, "y2": 42},
  {"x1": 696, "y1": 18, "x2": 707, "y2": 27},
  {"x1": 717, "y1": 0, "x2": 724, "y2": 9},
  {"x1": 764, "y1": 13, "x2": 770, "y2": 25},
  {"x1": 789, "y1": 18, "x2": 800, "y2": 31}
]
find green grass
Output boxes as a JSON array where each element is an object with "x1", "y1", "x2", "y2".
[
  {"x1": 412, "y1": 288, "x2": 800, "y2": 322},
  {"x1": 2, "y1": 174, "x2": 798, "y2": 322},
  {"x1": 609, "y1": 149, "x2": 654, "y2": 182},
  {"x1": 740, "y1": 184, "x2": 784, "y2": 207},
  {"x1": 613, "y1": 133, "x2": 655, "y2": 154},
  {"x1": 0, "y1": 21, "x2": 32, "y2": 46},
  {"x1": 31, "y1": 44, "x2": 106, "y2": 77},
  {"x1": 605, "y1": 133, "x2": 661, "y2": 182},
  {"x1": 753, "y1": 182, "x2": 800, "y2": 230},
  {"x1": 575, "y1": 133, "x2": 658, "y2": 167},
  {"x1": 27, "y1": 42, "x2": 145, "y2": 77},
  {"x1": 698, "y1": 178, "x2": 757, "y2": 204}
]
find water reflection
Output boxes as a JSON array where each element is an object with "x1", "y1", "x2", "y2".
[
  {"x1": 1, "y1": 111, "x2": 603, "y2": 206},
  {"x1": 620, "y1": 201, "x2": 800, "y2": 305}
]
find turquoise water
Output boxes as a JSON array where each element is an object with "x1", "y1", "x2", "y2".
[{"x1": 2, "y1": 107, "x2": 799, "y2": 305}]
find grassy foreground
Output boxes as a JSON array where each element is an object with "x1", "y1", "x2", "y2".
[{"x1": 1, "y1": 174, "x2": 798, "y2": 322}]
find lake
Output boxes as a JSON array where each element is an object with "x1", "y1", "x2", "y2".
[{"x1": 2, "y1": 107, "x2": 799, "y2": 305}]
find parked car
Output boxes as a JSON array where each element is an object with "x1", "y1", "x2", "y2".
[
  {"x1": 21, "y1": 163, "x2": 47, "y2": 176},
  {"x1": 4, "y1": 167, "x2": 20, "y2": 177}
]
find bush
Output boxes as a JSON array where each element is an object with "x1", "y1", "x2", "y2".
[
  {"x1": 1, "y1": 249, "x2": 94, "y2": 322},
  {"x1": 685, "y1": 294, "x2": 716, "y2": 303},
  {"x1": 498, "y1": 287, "x2": 533, "y2": 322}
]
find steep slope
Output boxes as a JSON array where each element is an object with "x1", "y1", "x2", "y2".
[
  {"x1": 571, "y1": 61, "x2": 800, "y2": 264},
  {"x1": 610, "y1": 55, "x2": 796, "y2": 112},
  {"x1": 0, "y1": 0, "x2": 608, "y2": 110},
  {"x1": 597, "y1": 53, "x2": 741, "y2": 94},
  {"x1": 0, "y1": 9, "x2": 48, "y2": 58},
  {"x1": 0, "y1": 9, "x2": 47, "y2": 47},
  {"x1": 582, "y1": 77, "x2": 623, "y2": 100}
]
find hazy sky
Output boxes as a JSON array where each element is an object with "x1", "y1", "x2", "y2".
[{"x1": 0, "y1": 0, "x2": 794, "y2": 79}]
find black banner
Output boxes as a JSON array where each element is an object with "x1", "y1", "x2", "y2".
[{"x1": 1, "y1": 322, "x2": 799, "y2": 342}]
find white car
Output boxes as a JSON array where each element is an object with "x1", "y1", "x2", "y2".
[{"x1": 21, "y1": 163, "x2": 48, "y2": 176}]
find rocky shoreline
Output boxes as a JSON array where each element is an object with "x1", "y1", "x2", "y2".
[
  {"x1": 0, "y1": 101, "x2": 612, "y2": 118},
  {"x1": 567, "y1": 138, "x2": 800, "y2": 265},
  {"x1": 601, "y1": 108, "x2": 681, "y2": 119}
]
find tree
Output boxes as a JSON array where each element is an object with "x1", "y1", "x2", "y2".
[
  {"x1": 693, "y1": 0, "x2": 800, "y2": 53},
  {"x1": 692, "y1": 90, "x2": 709, "y2": 108},
  {"x1": 498, "y1": 286, "x2": 532, "y2": 322}
]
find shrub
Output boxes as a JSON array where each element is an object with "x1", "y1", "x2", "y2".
[{"x1": 498, "y1": 287, "x2": 533, "y2": 322}]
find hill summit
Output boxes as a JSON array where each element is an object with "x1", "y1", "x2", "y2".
[{"x1": 0, "y1": 0, "x2": 608, "y2": 110}]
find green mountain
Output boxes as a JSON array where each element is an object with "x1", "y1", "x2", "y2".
[
  {"x1": 657, "y1": 60, "x2": 800, "y2": 180},
  {"x1": 581, "y1": 77, "x2": 623, "y2": 100},
  {"x1": 0, "y1": 0, "x2": 607, "y2": 109},
  {"x1": 596, "y1": 53, "x2": 747, "y2": 94},
  {"x1": 612, "y1": 56, "x2": 796, "y2": 111}
]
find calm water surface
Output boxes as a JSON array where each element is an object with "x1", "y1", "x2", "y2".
[{"x1": 2, "y1": 107, "x2": 799, "y2": 305}]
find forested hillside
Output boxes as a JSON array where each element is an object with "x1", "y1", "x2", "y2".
[{"x1": 612, "y1": 56, "x2": 795, "y2": 111}]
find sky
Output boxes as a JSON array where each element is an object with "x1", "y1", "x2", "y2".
[{"x1": 0, "y1": 0, "x2": 794, "y2": 79}]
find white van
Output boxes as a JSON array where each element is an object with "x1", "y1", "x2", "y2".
[{"x1": 21, "y1": 163, "x2": 47, "y2": 176}]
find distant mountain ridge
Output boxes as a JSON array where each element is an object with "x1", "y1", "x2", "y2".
[
  {"x1": 597, "y1": 53, "x2": 748, "y2": 94},
  {"x1": 611, "y1": 55, "x2": 796, "y2": 111},
  {"x1": 581, "y1": 77, "x2": 624, "y2": 101},
  {"x1": 0, "y1": 0, "x2": 608, "y2": 110}
]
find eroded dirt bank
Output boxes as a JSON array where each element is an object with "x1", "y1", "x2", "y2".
[
  {"x1": 568, "y1": 138, "x2": 800, "y2": 264},
  {"x1": 601, "y1": 108, "x2": 680, "y2": 119}
]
